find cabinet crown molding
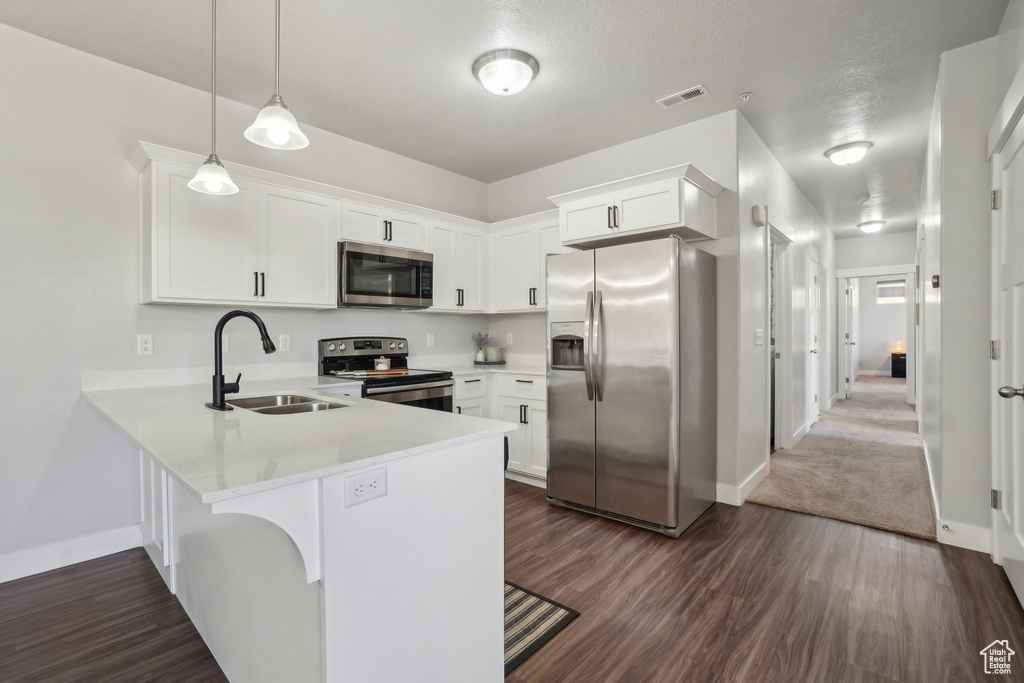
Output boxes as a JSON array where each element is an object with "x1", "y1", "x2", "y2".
[{"x1": 547, "y1": 163, "x2": 723, "y2": 207}]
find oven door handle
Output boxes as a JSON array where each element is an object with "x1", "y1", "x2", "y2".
[{"x1": 365, "y1": 380, "x2": 455, "y2": 396}]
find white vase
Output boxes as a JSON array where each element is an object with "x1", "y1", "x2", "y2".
[{"x1": 475, "y1": 350, "x2": 485, "y2": 362}]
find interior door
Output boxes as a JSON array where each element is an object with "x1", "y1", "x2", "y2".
[
  {"x1": 808, "y1": 258, "x2": 821, "y2": 421},
  {"x1": 818, "y1": 263, "x2": 830, "y2": 412},
  {"x1": 594, "y1": 239, "x2": 678, "y2": 527},
  {"x1": 992, "y1": 129, "x2": 1024, "y2": 603},
  {"x1": 845, "y1": 280, "x2": 856, "y2": 398}
]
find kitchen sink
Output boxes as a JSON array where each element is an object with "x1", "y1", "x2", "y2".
[{"x1": 227, "y1": 394, "x2": 346, "y2": 414}]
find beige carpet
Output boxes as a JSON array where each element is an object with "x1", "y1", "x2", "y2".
[{"x1": 747, "y1": 376, "x2": 936, "y2": 540}]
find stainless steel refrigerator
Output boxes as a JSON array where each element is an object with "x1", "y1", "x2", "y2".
[{"x1": 546, "y1": 237, "x2": 716, "y2": 537}]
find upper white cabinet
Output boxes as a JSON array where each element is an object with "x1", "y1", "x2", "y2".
[
  {"x1": 426, "y1": 220, "x2": 487, "y2": 312},
  {"x1": 259, "y1": 185, "x2": 338, "y2": 307},
  {"x1": 491, "y1": 220, "x2": 573, "y2": 312},
  {"x1": 135, "y1": 146, "x2": 339, "y2": 309},
  {"x1": 550, "y1": 164, "x2": 722, "y2": 246},
  {"x1": 340, "y1": 200, "x2": 426, "y2": 251}
]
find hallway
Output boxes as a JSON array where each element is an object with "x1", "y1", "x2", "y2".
[{"x1": 748, "y1": 377, "x2": 936, "y2": 539}]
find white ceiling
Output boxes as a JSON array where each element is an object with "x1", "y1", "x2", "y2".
[{"x1": 0, "y1": 0, "x2": 1007, "y2": 236}]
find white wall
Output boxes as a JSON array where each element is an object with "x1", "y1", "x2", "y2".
[
  {"x1": 486, "y1": 313, "x2": 546, "y2": 363},
  {"x1": 0, "y1": 25, "x2": 490, "y2": 558},
  {"x1": 856, "y1": 277, "x2": 908, "y2": 376},
  {"x1": 918, "y1": 36, "x2": 998, "y2": 541},
  {"x1": 836, "y1": 232, "x2": 917, "y2": 270},
  {"x1": 737, "y1": 114, "x2": 835, "y2": 469}
]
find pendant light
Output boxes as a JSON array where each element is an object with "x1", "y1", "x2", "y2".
[
  {"x1": 244, "y1": 0, "x2": 309, "y2": 150},
  {"x1": 189, "y1": 0, "x2": 239, "y2": 195}
]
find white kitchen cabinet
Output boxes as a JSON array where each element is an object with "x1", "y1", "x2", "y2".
[
  {"x1": 140, "y1": 450, "x2": 173, "y2": 591},
  {"x1": 550, "y1": 165, "x2": 722, "y2": 247},
  {"x1": 492, "y1": 221, "x2": 573, "y2": 312},
  {"x1": 259, "y1": 185, "x2": 338, "y2": 307},
  {"x1": 340, "y1": 200, "x2": 426, "y2": 251},
  {"x1": 150, "y1": 161, "x2": 260, "y2": 303},
  {"x1": 138, "y1": 156, "x2": 338, "y2": 310},
  {"x1": 498, "y1": 397, "x2": 547, "y2": 479},
  {"x1": 455, "y1": 398, "x2": 486, "y2": 417},
  {"x1": 426, "y1": 221, "x2": 486, "y2": 312}
]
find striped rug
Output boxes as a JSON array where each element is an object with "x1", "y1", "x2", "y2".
[{"x1": 504, "y1": 581, "x2": 579, "y2": 675}]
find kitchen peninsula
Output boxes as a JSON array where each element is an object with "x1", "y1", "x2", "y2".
[{"x1": 84, "y1": 376, "x2": 513, "y2": 682}]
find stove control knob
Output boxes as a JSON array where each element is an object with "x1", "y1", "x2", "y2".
[
  {"x1": 389, "y1": 342, "x2": 396, "y2": 350},
  {"x1": 398, "y1": 342, "x2": 404, "y2": 350},
  {"x1": 328, "y1": 343, "x2": 336, "y2": 352},
  {"x1": 339, "y1": 343, "x2": 346, "y2": 351}
]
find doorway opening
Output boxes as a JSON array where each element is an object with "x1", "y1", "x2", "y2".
[{"x1": 767, "y1": 223, "x2": 793, "y2": 455}]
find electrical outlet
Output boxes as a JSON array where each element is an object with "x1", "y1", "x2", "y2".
[
  {"x1": 427, "y1": 333, "x2": 434, "y2": 348},
  {"x1": 506, "y1": 332, "x2": 513, "y2": 345},
  {"x1": 221, "y1": 333, "x2": 229, "y2": 354},
  {"x1": 279, "y1": 334, "x2": 291, "y2": 352},
  {"x1": 137, "y1": 334, "x2": 153, "y2": 355},
  {"x1": 344, "y1": 467, "x2": 388, "y2": 507}
]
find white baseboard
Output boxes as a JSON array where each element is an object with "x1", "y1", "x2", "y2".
[
  {"x1": 827, "y1": 393, "x2": 841, "y2": 410},
  {"x1": 505, "y1": 470, "x2": 546, "y2": 489},
  {"x1": 936, "y1": 519, "x2": 992, "y2": 554},
  {"x1": 717, "y1": 460, "x2": 770, "y2": 506},
  {"x1": 0, "y1": 525, "x2": 141, "y2": 584},
  {"x1": 791, "y1": 421, "x2": 811, "y2": 446}
]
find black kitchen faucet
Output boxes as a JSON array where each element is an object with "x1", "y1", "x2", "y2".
[{"x1": 206, "y1": 310, "x2": 277, "y2": 411}]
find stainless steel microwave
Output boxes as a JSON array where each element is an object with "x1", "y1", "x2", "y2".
[{"x1": 338, "y1": 242, "x2": 433, "y2": 309}]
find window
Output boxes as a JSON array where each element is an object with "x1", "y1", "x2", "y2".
[{"x1": 876, "y1": 279, "x2": 906, "y2": 304}]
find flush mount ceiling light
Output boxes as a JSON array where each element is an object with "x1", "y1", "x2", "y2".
[
  {"x1": 472, "y1": 49, "x2": 539, "y2": 96},
  {"x1": 858, "y1": 220, "x2": 886, "y2": 233},
  {"x1": 189, "y1": 0, "x2": 238, "y2": 195},
  {"x1": 825, "y1": 141, "x2": 873, "y2": 166},
  {"x1": 245, "y1": 0, "x2": 309, "y2": 150}
]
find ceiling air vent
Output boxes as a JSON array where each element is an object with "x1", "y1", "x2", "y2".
[{"x1": 656, "y1": 85, "x2": 708, "y2": 109}]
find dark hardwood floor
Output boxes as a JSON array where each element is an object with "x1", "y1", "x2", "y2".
[
  {"x1": 2, "y1": 482, "x2": 1023, "y2": 681},
  {"x1": 505, "y1": 480, "x2": 1024, "y2": 682},
  {"x1": 0, "y1": 547, "x2": 225, "y2": 682}
]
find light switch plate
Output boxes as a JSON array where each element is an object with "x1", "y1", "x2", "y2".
[
  {"x1": 506, "y1": 332, "x2": 514, "y2": 345},
  {"x1": 427, "y1": 333, "x2": 434, "y2": 348},
  {"x1": 754, "y1": 328, "x2": 764, "y2": 346}
]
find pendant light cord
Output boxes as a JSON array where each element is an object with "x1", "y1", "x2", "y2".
[
  {"x1": 211, "y1": 0, "x2": 218, "y2": 155},
  {"x1": 275, "y1": 0, "x2": 281, "y2": 96}
]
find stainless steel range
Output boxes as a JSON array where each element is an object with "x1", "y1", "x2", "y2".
[{"x1": 318, "y1": 337, "x2": 454, "y2": 412}]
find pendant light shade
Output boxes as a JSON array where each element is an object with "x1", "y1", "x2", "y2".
[
  {"x1": 245, "y1": 94, "x2": 309, "y2": 150},
  {"x1": 188, "y1": 154, "x2": 238, "y2": 195},
  {"x1": 191, "y1": 0, "x2": 238, "y2": 195},
  {"x1": 245, "y1": 0, "x2": 308, "y2": 150}
]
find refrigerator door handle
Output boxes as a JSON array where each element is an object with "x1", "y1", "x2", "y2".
[
  {"x1": 593, "y1": 290, "x2": 604, "y2": 402},
  {"x1": 583, "y1": 290, "x2": 595, "y2": 400}
]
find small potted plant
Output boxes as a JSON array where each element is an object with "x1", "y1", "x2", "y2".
[{"x1": 471, "y1": 332, "x2": 492, "y2": 363}]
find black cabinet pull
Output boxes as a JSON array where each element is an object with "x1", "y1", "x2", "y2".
[
  {"x1": 522, "y1": 405, "x2": 529, "y2": 424},
  {"x1": 383, "y1": 220, "x2": 389, "y2": 241},
  {"x1": 519, "y1": 404, "x2": 525, "y2": 423},
  {"x1": 260, "y1": 272, "x2": 266, "y2": 297},
  {"x1": 613, "y1": 205, "x2": 620, "y2": 228},
  {"x1": 515, "y1": 379, "x2": 533, "y2": 384},
  {"x1": 464, "y1": 379, "x2": 481, "y2": 384},
  {"x1": 254, "y1": 271, "x2": 259, "y2": 297},
  {"x1": 387, "y1": 220, "x2": 393, "y2": 241},
  {"x1": 457, "y1": 288, "x2": 464, "y2": 307},
  {"x1": 608, "y1": 206, "x2": 614, "y2": 229},
  {"x1": 457, "y1": 406, "x2": 462, "y2": 414},
  {"x1": 528, "y1": 287, "x2": 537, "y2": 306}
]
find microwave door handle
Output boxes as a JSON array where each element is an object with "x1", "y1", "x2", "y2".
[
  {"x1": 583, "y1": 290, "x2": 594, "y2": 401},
  {"x1": 593, "y1": 290, "x2": 603, "y2": 402}
]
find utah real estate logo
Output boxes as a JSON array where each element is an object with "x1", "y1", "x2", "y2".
[{"x1": 980, "y1": 640, "x2": 1015, "y2": 675}]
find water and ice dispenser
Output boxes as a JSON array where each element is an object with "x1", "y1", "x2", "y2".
[{"x1": 550, "y1": 322, "x2": 585, "y2": 370}]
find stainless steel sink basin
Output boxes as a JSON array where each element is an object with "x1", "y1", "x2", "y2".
[{"x1": 227, "y1": 394, "x2": 346, "y2": 414}]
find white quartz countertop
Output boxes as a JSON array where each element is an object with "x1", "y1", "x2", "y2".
[
  {"x1": 423, "y1": 363, "x2": 547, "y2": 377},
  {"x1": 83, "y1": 376, "x2": 515, "y2": 505}
]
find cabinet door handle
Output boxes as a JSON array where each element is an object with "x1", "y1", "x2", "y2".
[
  {"x1": 522, "y1": 405, "x2": 529, "y2": 424},
  {"x1": 465, "y1": 379, "x2": 482, "y2": 384},
  {"x1": 608, "y1": 206, "x2": 614, "y2": 229},
  {"x1": 254, "y1": 271, "x2": 259, "y2": 297},
  {"x1": 613, "y1": 205, "x2": 620, "y2": 227},
  {"x1": 516, "y1": 379, "x2": 534, "y2": 384},
  {"x1": 260, "y1": 272, "x2": 266, "y2": 297},
  {"x1": 457, "y1": 288, "x2": 464, "y2": 307},
  {"x1": 457, "y1": 406, "x2": 462, "y2": 414},
  {"x1": 519, "y1": 404, "x2": 525, "y2": 423}
]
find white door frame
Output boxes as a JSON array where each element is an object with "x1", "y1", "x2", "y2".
[
  {"x1": 764, "y1": 211, "x2": 795, "y2": 455},
  {"x1": 836, "y1": 264, "x2": 916, "y2": 400},
  {"x1": 807, "y1": 247, "x2": 821, "y2": 424},
  {"x1": 818, "y1": 261, "x2": 830, "y2": 411}
]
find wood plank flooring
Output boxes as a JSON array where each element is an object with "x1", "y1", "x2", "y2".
[
  {"x1": 2, "y1": 484, "x2": 1023, "y2": 682},
  {"x1": 504, "y1": 481, "x2": 1024, "y2": 682}
]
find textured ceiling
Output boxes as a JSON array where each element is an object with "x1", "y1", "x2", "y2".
[{"x1": 0, "y1": 0, "x2": 1007, "y2": 236}]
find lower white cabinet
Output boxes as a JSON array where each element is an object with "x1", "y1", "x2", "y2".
[
  {"x1": 140, "y1": 450, "x2": 173, "y2": 590},
  {"x1": 455, "y1": 398, "x2": 486, "y2": 417},
  {"x1": 497, "y1": 398, "x2": 547, "y2": 479}
]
